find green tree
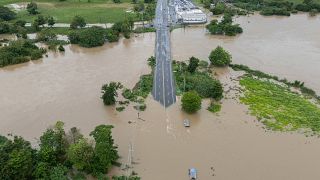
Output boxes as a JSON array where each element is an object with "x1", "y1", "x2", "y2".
[
  {"x1": 38, "y1": 121, "x2": 68, "y2": 166},
  {"x1": 0, "y1": 6, "x2": 16, "y2": 21},
  {"x1": 187, "y1": 56, "x2": 200, "y2": 73},
  {"x1": 70, "y1": 16, "x2": 86, "y2": 29},
  {"x1": 185, "y1": 74, "x2": 223, "y2": 99},
  {"x1": 181, "y1": 91, "x2": 202, "y2": 113},
  {"x1": 32, "y1": 21, "x2": 40, "y2": 31},
  {"x1": 27, "y1": 2, "x2": 39, "y2": 15},
  {"x1": 78, "y1": 26, "x2": 105, "y2": 47},
  {"x1": 15, "y1": 20, "x2": 27, "y2": 27},
  {"x1": 67, "y1": 138, "x2": 94, "y2": 172},
  {"x1": 303, "y1": 0, "x2": 313, "y2": 4},
  {"x1": 35, "y1": 15, "x2": 47, "y2": 27},
  {"x1": 37, "y1": 29, "x2": 57, "y2": 42},
  {"x1": 221, "y1": 13, "x2": 232, "y2": 24},
  {"x1": 48, "y1": 16, "x2": 56, "y2": 27},
  {"x1": 211, "y1": 2, "x2": 226, "y2": 15},
  {"x1": 134, "y1": 1, "x2": 145, "y2": 12},
  {"x1": 209, "y1": 46, "x2": 232, "y2": 66},
  {"x1": 101, "y1": 82, "x2": 122, "y2": 105},
  {"x1": 49, "y1": 165, "x2": 68, "y2": 180},
  {"x1": 90, "y1": 125, "x2": 119, "y2": 175},
  {"x1": 0, "y1": 136, "x2": 35, "y2": 180},
  {"x1": 0, "y1": 22, "x2": 11, "y2": 34}
]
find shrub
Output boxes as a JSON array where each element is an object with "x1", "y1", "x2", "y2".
[
  {"x1": 185, "y1": 73, "x2": 223, "y2": 99},
  {"x1": 37, "y1": 30, "x2": 57, "y2": 42},
  {"x1": 68, "y1": 31, "x2": 80, "y2": 44},
  {"x1": 101, "y1": 82, "x2": 122, "y2": 105},
  {"x1": 105, "y1": 29, "x2": 119, "y2": 42},
  {"x1": 207, "y1": 102, "x2": 221, "y2": 113},
  {"x1": 70, "y1": 16, "x2": 86, "y2": 29},
  {"x1": 211, "y1": 3, "x2": 227, "y2": 15},
  {"x1": 78, "y1": 27, "x2": 105, "y2": 48},
  {"x1": 0, "y1": 6, "x2": 16, "y2": 21},
  {"x1": 181, "y1": 91, "x2": 202, "y2": 113},
  {"x1": 0, "y1": 40, "x2": 46, "y2": 67},
  {"x1": 209, "y1": 46, "x2": 232, "y2": 66},
  {"x1": 206, "y1": 13, "x2": 243, "y2": 36},
  {"x1": 27, "y1": 2, "x2": 39, "y2": 15},
  {"x1": 0, "y1": 22, "x2": 11, "y2": 34},
  {"x1": 187, "y1": 56, "x2": 200, "y2": 73}
]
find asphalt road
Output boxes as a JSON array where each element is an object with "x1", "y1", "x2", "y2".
[{"x1": 152, "y1": 0, "x2": 176, "y2": 107}]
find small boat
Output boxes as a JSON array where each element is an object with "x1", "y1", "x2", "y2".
[
  {"x1": 188, "y1": 168, "x2": 197, "y2": 179},
  {"x1": 183, "y1": 119, "x2": 190, "y2": 127}
]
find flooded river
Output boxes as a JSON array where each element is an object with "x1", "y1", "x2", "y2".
[{"x1": 1, "y1": 13, "x2": 320, "y2": 179}]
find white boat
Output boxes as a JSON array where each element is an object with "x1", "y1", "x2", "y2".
[{"x1": 183, "y1": 119, "x2": 190, "y2": 127}]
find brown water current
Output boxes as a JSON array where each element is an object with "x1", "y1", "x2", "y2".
[{"x1": 1, "y1": 13, "x2": 320, "y2": 179}]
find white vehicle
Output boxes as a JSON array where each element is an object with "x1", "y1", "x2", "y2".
[
  {"x1": 183, "y1": 119, "x2": 190, "y2": 127},
  {"x1": 188, "y1": 168, "x2": 197, "y2": 179}
]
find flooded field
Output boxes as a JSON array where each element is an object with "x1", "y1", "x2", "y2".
[{"x1": 1, "y1": 13, "x2": 320, "y2": 179}]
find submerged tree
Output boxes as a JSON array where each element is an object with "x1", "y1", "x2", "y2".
[
  {"x1": 90, "y1": 125, "x2": 119, "y2": 175},
  {"x1": 101, "y1": 82, "x2": 122, "y2": 105},
  {"x1": 181, "y1": 91, "x2": 202, "y2": 113},
  {"x1": 209, "y1": 46, "x2": 232, "y2": 67},
  {"x1": 187, "y1": 56, "x2": 200, "y2": 73}
]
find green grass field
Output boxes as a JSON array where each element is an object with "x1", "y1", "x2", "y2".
[
  {"x1": 2, "y1": 0, "x2": 136, "y2": 23},
  {"x1": 240, "y1": 76, "x2": 320, "y2": 134}
]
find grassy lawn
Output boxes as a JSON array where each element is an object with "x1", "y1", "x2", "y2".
[
  {"x1": 240, "y1": 76, "x2": 320, "y2": 134},
  {"x1": 2, "y1": 0, "x2": 136, "y2": 23}
]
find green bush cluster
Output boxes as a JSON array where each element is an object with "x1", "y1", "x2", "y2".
[
  {"x1": 173, "y1": 60, "x2": 223, "y2": 100},
  {"x1": 69, "y1": 26, "x2": 106, "y2": 48},
  {"x1": 68, "y1": 18, "x2": 133, "y2": 47},
  {"x1": 0, "y1": 6, "x2": 16, "y2": 21},
  {"x1": 0, "y1": 121, "x2": 127, "y2": 179},
  {"x1": 209, "y1": 46, "x2": 232, "y2": 67},
  {"x1": 0, "y1": 40, "x2": 46, "y2": 67},
  {"x1": 181, "y1": 91, "x2": 202, "y2": 113},
  {"x1": 206, "y1": 13, "x2": 243, "y2": 36}
]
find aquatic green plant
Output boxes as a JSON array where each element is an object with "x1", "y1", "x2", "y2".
[{"x1": 240, "y1": 76, "x2": 320, "y2": 133}]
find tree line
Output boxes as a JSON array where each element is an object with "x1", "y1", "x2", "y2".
[{"x1": 0, "y1": 121, "x2": 140, "y2": 180}]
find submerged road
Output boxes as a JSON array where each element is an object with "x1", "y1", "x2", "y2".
[{"x1": 152, "y1": 0, "x2": 176, "y2": 107}]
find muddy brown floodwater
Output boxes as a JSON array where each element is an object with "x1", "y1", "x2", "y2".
[{"x1": 1, "y1": 13, "x2": 320, "y2": 179}]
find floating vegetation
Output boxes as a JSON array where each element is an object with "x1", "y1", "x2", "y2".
[{"x1": 240, "y1": 76, "x2": 320, "y2": 134}]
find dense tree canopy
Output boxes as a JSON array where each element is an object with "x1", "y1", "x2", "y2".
[
  {"x1": 101, "y1": 82, "x2": 123, "y2": 105},
  {"x1": 0, "y1": 121, "x2": 127, "y2": 179},
  {"x1": 187, "y1": 56, "x2": 200, "y2": 73},
  {"x1": 206, "y1": 13, "x2": 243, "y2": 36},
  {"x1": 90, "y1": 125, "x2": 119, "y2": 175},
  {"x1": 209, "y1": 46, "x2": 232, "y2": 67},
  {"x1": 0, "y1": 39, "x2": 46, "y2": 67},
  {"x1": 181, "y1": 91, "x2": 202, "y2": 113},
  {"x1": 0, "y1": 6, "x2": 16, "y2": 21}
]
